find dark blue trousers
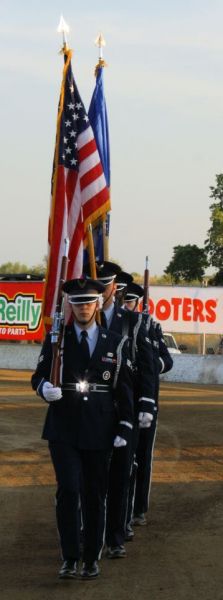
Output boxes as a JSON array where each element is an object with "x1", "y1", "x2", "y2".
[
  {"x1": 49, "y1": 442, "x2": 111, "y2": 563},
  {"x1": 134, "y1": 411, "x2": 158, "y2": 515},
  {"x1": 105, "y1": 443, "x2": 133, "y2": 547}
]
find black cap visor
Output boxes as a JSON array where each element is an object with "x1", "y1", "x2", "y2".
[{"x1": 68, "y1": 293, "x2": 101, "y2": 305}]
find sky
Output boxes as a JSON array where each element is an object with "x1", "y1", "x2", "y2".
[{"x1": 1, "y1": 0, "x2": 223, "y2": 276}]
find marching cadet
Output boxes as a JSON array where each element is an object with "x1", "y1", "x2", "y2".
[
  {"x1": 84, "y1": 262, "x2": 156, "y2": 556},
  {"x1": 124, "y1": 281, "x2": 173, "y2": 527},
  {"x1": 31, "y1": 278, "x2": 134, "y2": 581},
  {"x1": 115, "y1": 271, "x2": 133, "y2": 307}
]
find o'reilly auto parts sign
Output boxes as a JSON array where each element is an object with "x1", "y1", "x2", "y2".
[{"x1": 0, "y1": 281, "x2": 44, "y2": 341}]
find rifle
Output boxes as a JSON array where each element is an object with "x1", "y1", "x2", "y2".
[
  {"x1": 50, "y1": 238, "x2": 69, "y2": 386},
  {"x1": 142, "y1": 255, "x2": 149, "y2": 314}
]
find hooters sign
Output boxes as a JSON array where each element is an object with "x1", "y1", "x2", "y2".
[
  {"x1": 147, "y1": 286, "x2": 223, "y2": 334},
  {"x1": 0, "y1": 281, "x2": 44, "y2": 341}
]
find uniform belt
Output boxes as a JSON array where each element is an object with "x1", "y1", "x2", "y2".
[{"x1": 62, "y1": 383, "x2": 110, "y2": 393}]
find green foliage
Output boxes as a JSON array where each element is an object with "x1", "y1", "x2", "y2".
[
  {"x1": 164, "y1": 244, "x2": 208, "y2": 284},
  {"x1": 205, "y1": 174, "x2": 223, "y2": 269},
  {"x1": 150, "y1": 273, "x2": 172, "y2": 285},
  {"x1": 0, "y1": 262, "x2": 29, "y2": 274},
  {"x1": 208, "y1": 269, "x2": 223, "y2": 286},
  {"x1": 130, "y1": 272, "x2": 172, "y2": 285},
  {"x1": 131, "y1": 272, "x2": 143, "y2": 283},
  {"x1": 0, "y1": 259, "x2": 46, "y2": 276}
]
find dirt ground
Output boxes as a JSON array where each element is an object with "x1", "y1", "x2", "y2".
[{"x1": 0, "y1": 370, "x2": 223, "y2": 600}]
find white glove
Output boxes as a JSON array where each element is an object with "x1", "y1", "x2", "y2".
[
  {"x1": 138, "y1": 411, "x2": 153, "y2": 428},
  {"x1": 113, "y1": 435, "x2": 127, "y2": 448},
  {"x1": 42, "y1": 381, "x2": 62, "y2": 402}
]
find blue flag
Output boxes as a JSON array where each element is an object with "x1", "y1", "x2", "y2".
[
  {"x1": 88, "y1": 65, "x2": 110, "y2": 187},
  {"x1": 85, "y1": 65, "x2": 110, "y2": 263}
]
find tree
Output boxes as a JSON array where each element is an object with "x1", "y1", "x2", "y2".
[
  {"x1": 0, "y1": 259, "x2": 46, "y2": 276},
  {"x1": 164, "y1": 244, "x2": 208, "y2": 284},
  {"x1": 150, "y1": 273, "x2": 172, "y2": 285},
  {"x1": 205, "y1": 174, "x2": 223, "y2": 270},
  {"x1": 208, "y1": 269, "x2": 223, "y2": 286},
  {"x1": 0, "y1": 262, "x2": 30, "y2": 274}
]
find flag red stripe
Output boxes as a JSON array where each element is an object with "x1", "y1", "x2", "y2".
[
  {"x1": 83, "y1": 187, "x2": 110, "y2": 221},
  {"x1": 44, "y1": 167, "x2": 66, "y2": 318},
  {"x1": 67, "y1": 214, "x2": 84, "y2": 279},
  {"x1": 78, "y1": 138, "x2": 97, "y2": 162},
  {"x1": 80, "y1": 162, "x2": 103, "y2": 190},
  {"x1": 48, "y1": 166, "x2": 65, "y2": 245},
  {"x1": 66, "y1": 169, "x2": 78, "y2": 213}
]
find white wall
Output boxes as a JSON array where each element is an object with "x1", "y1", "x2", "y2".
[
  {"x1": 0, "y1": 344, "x2": 223, "y2": 385},
  {"x1": 160, "y1": 354, "x2": 223, "y2": 385}
]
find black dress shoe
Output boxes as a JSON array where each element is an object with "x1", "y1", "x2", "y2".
[
  {"x1": 133, "y1": 512, "x2": 147, "y2": 526},
  {"x1": 106, "y1": 545, "x2": 127, "y2": 558},
  {"x1": 125, "y1": 523, "x2": 134, "y2": 541},
  {"x1": 59, "y1": 559, "x2": 78, "y2": 578},
  {"x1": 80, "y1": 560, "x2": 99, "y2": 579}
]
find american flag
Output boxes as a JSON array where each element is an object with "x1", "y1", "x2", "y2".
[{"x1": 43, "y1": 50, "x2": 110, "y2": 327}]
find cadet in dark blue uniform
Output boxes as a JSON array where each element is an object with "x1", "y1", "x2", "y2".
[
  {"x1": 84, "y1": 263, "x2": 156, "y2": 557},
  {"x1": 124, "y1": 282, "x2": 173, "y2": 527},
  {"x1": 115, "y1": 270, "x2": 133, "y2": 307},
  {"x1": 31, "y1": 278, "x2": 134, "y2": 580}
]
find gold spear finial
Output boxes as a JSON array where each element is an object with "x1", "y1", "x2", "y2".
[
  {"x1": 57, "y1": 15, "x2": 70, "y2": 51},
  {"x1": 94, "y1": 32, "x2": 107, "y2": 74}
]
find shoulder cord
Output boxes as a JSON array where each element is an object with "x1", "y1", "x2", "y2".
[
  {"x1": 113, "y1": 335, "x2": 128, "y2": 389},
  {"x1": 145, "y1": 313, "x2": 151, "y2": 332},
  {"x1": 132, "y1": 313, "x2": 142, "y2": 363},
  {"x1": 121, "y1": 310, "x2": 130, "y2": 337}
]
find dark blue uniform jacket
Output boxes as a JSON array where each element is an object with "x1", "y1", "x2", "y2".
[{"x1": 31, "y1": 324, "x2": 134, "y2": 451}]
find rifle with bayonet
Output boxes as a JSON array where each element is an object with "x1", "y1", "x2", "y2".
[
  {"x1": 142, "y1": 255, "x2": 149, "y2": 314},
  {"x1": 50, "y1": 238, "x2": 69, "y2": 386}
]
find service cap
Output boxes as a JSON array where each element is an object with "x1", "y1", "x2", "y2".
[
  {"x1": 116, "y1": 271, "x2": 133, "y2": 292},
  {"x1": 83, "y1": 261, "x2": 122, "y2": 286},
  {"x1": 125, "y1": 282, "x2": 144, "y2": 302},
  {"x1": 62, "y1": 278, "x2": 105, "y2": 304}
]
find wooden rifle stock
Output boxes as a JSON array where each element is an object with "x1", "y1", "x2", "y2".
[
  {"x1": 142, "y1": 255, "x2": 149, "y2": 313},
  {"x1": 50, "y1": 238, "x2": 69, "y2": 386}
]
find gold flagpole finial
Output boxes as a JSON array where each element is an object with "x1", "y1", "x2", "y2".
[
  {"x1": 95, "y1": 33, "x2": 106, "y2": 59},
  {"x1": 57, "y1": 15, "x2": 70, "y2": 51},
  {"x1": 94, "y1": 33, "x2": 107, "y2": 74}
]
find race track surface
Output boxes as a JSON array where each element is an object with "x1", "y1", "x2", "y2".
[{"x1": 0, "y1": 370, "x2": 223, "y2": 600}]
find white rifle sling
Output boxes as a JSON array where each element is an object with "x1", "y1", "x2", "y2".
[
  {"x1": 59, "y1": 325, "x2": 66, "y2": 385},
  {"x1": 145, "y1": 313, "x2": 151, "y2": 332},
  {"x1": 113, "y1": 335, "x2": 128, "y2": 389},
  {"x1": 132, "y1": 313, "x2": 142, "y2": 363}
]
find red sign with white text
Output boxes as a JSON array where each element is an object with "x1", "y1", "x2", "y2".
[{"x1": 0, "y1": 281, "x2": 44, "y2": 341}]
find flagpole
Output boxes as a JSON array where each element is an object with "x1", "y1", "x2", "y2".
[
  {"x1": 87, "y1": 224, "x2": 101, "y2": 324},
  {"x1": 103, "y1": 217, "x2": 109, "y2": 260},
  {"x1": 42, "y1": 18, "x2": 72, "y2": 328},
  {"x1": 87, "y1": 224, "x2": 97, "y2": 279},
  {"x1": 50, "y1": 17, "x2": 72, "y2": 243},
  {"x1": 95, "y1": 33, "x2": 110, "y2": 260}
]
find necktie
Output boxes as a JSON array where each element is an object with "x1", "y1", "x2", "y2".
[
  {"x1": 79, "y1": 330, "x2": 90, "y2": 375},
  {"x1": 101, "y1": 311, "x2": 107, "y2": 329}
]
